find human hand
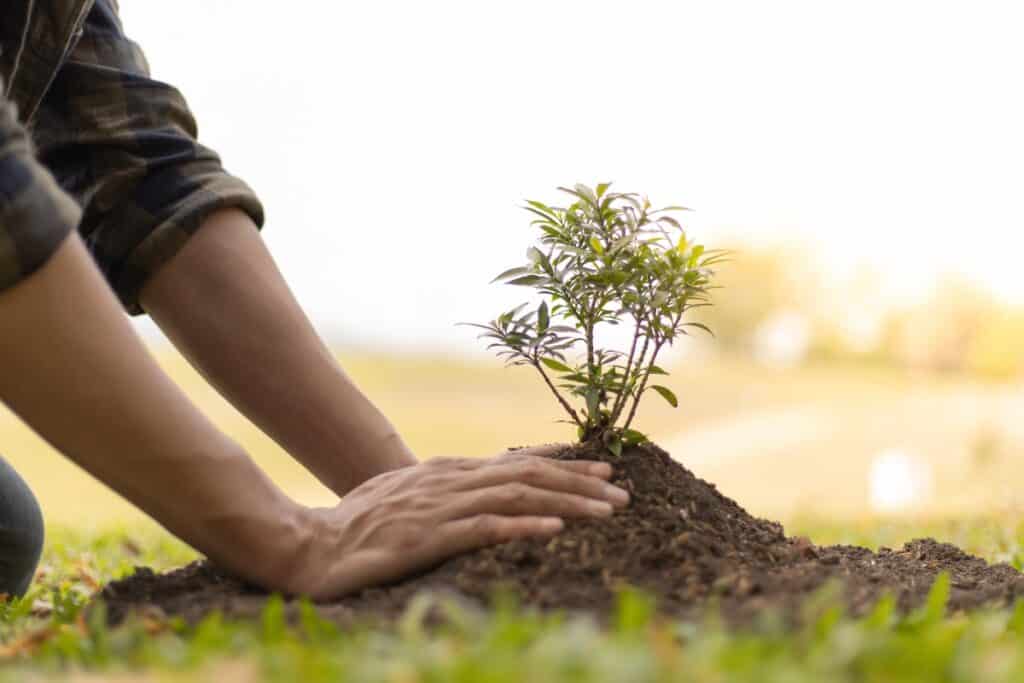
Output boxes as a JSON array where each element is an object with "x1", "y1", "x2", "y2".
[{"x1": 282, "y1": 444, "x2": 628, "y2": 599}]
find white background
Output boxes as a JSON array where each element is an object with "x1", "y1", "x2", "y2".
[{"x1": 122, "y1": 0, "x2": 1024, "y2": 351}]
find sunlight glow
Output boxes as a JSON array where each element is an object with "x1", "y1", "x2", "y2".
[
  {"x1": 869, "y1": 449, "x2": 934, "y2": 513},
  {"x1": 120, "y1": 1, "x2": 1024, "y2": 348}
]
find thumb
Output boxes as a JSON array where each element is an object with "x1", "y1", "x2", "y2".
[{"x1": 500, "y1": 443, "x2": 572, "y2": 459}]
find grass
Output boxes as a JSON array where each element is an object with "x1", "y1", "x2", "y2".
[
  {"x1": 3, "y1": 518, "x2": 1024, "y2": 681},
  {"x1": 3, "y1": 348, "x2": 1024, "y2": 679}
]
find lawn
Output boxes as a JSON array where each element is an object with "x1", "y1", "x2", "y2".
[
  {"x1": 2, "y1": 349, "x2": 1024, "y2": 680},
  {"x1": 3, "y1": 517, "x2": 1024, "y2": 681}
]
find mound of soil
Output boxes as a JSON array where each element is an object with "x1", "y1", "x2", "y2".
[{"x1": 97, "y1": 442, "x2": 1024, "y2": 627}]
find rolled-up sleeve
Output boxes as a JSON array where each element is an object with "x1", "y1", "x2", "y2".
[
  {"x1": 30, "y1": 0, "x2": 264, "y2": 314},
  {"x1": 0, "y1": 95, "x2": 79, "y2": 293}
]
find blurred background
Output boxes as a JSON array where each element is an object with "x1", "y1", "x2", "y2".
[{"x1": 6, "y1": 1, "x2": 1024, "y2": 531}]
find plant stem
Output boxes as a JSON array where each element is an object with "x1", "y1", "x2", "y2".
[
  {"x1": 585, "y1": 319, "x2": 596, "y2": 379},
  {"x1": 623, "y1": 305, "x2": 685, "y2": 431},
  {"x1": 620, "y1": 331, "x2": 651, "y2": 426},
  {"x1": 609, "y1": 311, "x2": 644, "y2": 425},
  {"x1": 613, "y1": 295, "x2": 654, "y2": 423},
  {"x1": 556, "y1": 287, "x2": 591, "y2": 429},
  {"x1": 622, "y1": 338, "x2": 664, "y2": 432},
  {"x1": 533, "y1": 360, "x2": 585, "y2": 429}
]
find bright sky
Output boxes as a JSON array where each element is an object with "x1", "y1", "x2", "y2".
[{"x1": 123, "y1": 1, "x2": 1024, "y2": 351}]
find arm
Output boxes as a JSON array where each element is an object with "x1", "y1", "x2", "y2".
[
  {"x1": 0, "y1": 232, "x2": 630, "y2": 597},
  {"x1": 34, "y1": 0, "x2": 411, "y2": 496},
  {"x1": 139, "y1": 208, "x2": 416, "y2": 496},
  {"x1": 0, "y1": 233, "x2": 308, "y2": 588}
]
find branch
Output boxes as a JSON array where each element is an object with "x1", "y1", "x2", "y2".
[
  {"x1": 610, "y1": 273, "x2": 656, "y2": 427},
  {"x1": 533, "y1": 359, "x2": 585, "y2": 429},
  {"x1": 623, "y1": 306, "x2": 685, "y2": 431},
  {"x1": 622, "y1": 338, "x2": 664, "y2": 432},
  {"x1": 553, "y1": 284, "x2": 593, "y2": 430},
  {"x1": 584, "y1": 317, "x2": 596, "y2": 381},
  {"x1": 609, "y1": 309, "x2": 645, "y2": 425}
]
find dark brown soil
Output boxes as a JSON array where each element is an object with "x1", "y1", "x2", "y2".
[{"x1": 97, "y1": 442, "x2": 1024, "y2": 627}]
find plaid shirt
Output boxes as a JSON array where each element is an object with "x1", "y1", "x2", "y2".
[{"x1": 0, "y1": 0, "x2": 263, "y2": 313}]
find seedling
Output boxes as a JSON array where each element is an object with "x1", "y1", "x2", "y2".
[{"x1": 462, "y1": 182, "x2": 725, "y2": 455}]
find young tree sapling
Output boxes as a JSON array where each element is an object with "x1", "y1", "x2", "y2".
[{"x1": 462, "y1": 183, "x2": 725, "y2": 456}]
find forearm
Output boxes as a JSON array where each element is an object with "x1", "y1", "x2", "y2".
[
  {"x1": 0, "y1": 233, "x2": 308, "y2": 588},
  {"x1": 139, "y1": 209, "x2": 417, "y2": 497}
]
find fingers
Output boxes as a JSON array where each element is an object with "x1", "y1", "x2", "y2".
[
  {"x1": 435, "y1": 514, "x2": 564, "y2": 557},
  {"x1": 429, "y1": 453, "x2": 611, "y2": 480},
  {"x1": 443, "y1": 482, "x2": 617, "y2": 521},
  {"x1": 501, "y1": 443, "x2": 570, "y2": 459},
  {"x1": 496, "y1": 446, "x2": 615, "y2": 480},
  {"x1": 452, "y1": 458, "x2": 629, "y2": 507},
  {"x1": 551, "y1": 459, "x2": 613, "y2": 479},
  {"x1": 498, "y1": 452, "x2": 613, "y2": 479}
]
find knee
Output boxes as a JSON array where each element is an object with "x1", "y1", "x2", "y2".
[
  {"x1": 0, "y1": 514, "x2": 44, "y2": 598},
  {"x1": 0, "y1": 461, "x2": 44, "y2": 597}
]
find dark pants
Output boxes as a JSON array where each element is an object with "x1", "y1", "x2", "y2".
[{"x1": 0, "y1": 457, "x2": 43, "y2": 597}]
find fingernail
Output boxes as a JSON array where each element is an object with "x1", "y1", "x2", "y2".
[
  {"x1": 541, "y1": 518, "x2": 564, "y2": 532},
  {"x1": 604, "y1": 484, "x2": 630, "y2": 505},
  {"x1": 587, "y1": 500, "x2": 614, "y2": 516}
]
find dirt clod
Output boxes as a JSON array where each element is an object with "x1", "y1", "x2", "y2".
[{"x1": 97, "y1": 442, "x2": 1024, "y2": 627}]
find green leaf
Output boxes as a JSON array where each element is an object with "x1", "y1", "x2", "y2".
[
  {"x1": 863, "y1": 592, "x2": 895, "y2": 630},
  {"x1": 574, "y1": 183, "x2": 599, "y2": 206},
  {"x1": 918, "y1": 572, "x2": 950, "y2": 625},
  {"x1": 700, "y1": 254, "x2": 730, "y2": 267},
  {"x1": 526, "y1": 199, "x2": 555, "y2": 213},
  {"x1": 622, "y1": 428, "x2": 648, "y2": 446},
  {"x1": 540, "y1": 357, "x2": 573, "y2": 373},
  {"x1": 589, "y1": 236, "x2": 605, "y2": 255},
  {"x1": 506, "y1": 275, "x2": 547, "y2": 286},
  {"x1": 585, "y1": 388, "x2": 600, "y2": 419},
  {"x1": 537, "y1": 301, "x2": 549, "y2": 332},
  {"x1": 557, "y1": 186, "x2": 588, "y2": 203},
  {"x1": 261, "y1": 594, "x2": 288, "y2": 642},
  {"x1": 607, "y1": 437, "x2": 623, "y2": 457},
  {"x1": 682, "y1": 321, "x2": 715, "y2": 337},
  {"x1": 526, "y1": 246, "x2": 545, "y2": 264},
  {"x1": 540, "y1": 225, "x2": 564, "y2": 241},
  {"x1": 615, "y1": 589, "x2": 653, "y2": 634},
  {"x1": 524, "y1": 207, "x2": 558, "y2": 225},
  {"x1": 647, "y1": 365, "x2": 669, "y2": 375},
  {"x1": 490, "y1": 266, "x2": 532, "y2": 283},
  {"x1": 649, "y1": 385, "x2": 678, "y2": 408},
  {"x1": 609, "y1": 235, "x2": 633, "y2": 253},
  {"x1": 688, "y1": 243, "x2": 705, "y2": 264},
  {"x1": 548, "y1": 339, "x2": 580, "y2": 351},
  {"x1": 596, "y1": 182, "x2": 611, "y2": 198}
]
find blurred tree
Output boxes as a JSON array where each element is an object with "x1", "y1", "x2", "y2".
[
  {"x1": 889, "y1": 278, "x2": 995, "y2": 373},
  {"x1": 964, "y1": 311, "x2": 1024, "y2": 379},
  {"x1": 695, "y1": 245, "x2": 815, "y2": 354},
  {"x1": 692, "y1": 247, "x2": 1023, "y2": 379}
]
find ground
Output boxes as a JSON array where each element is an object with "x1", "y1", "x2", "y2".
[
  {"x1": 3, "y1": 517, "x2": 1024, "y2": 681},
  {"x1": 1, "y1": 350, "x2": 1023, "y2": 680}
]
